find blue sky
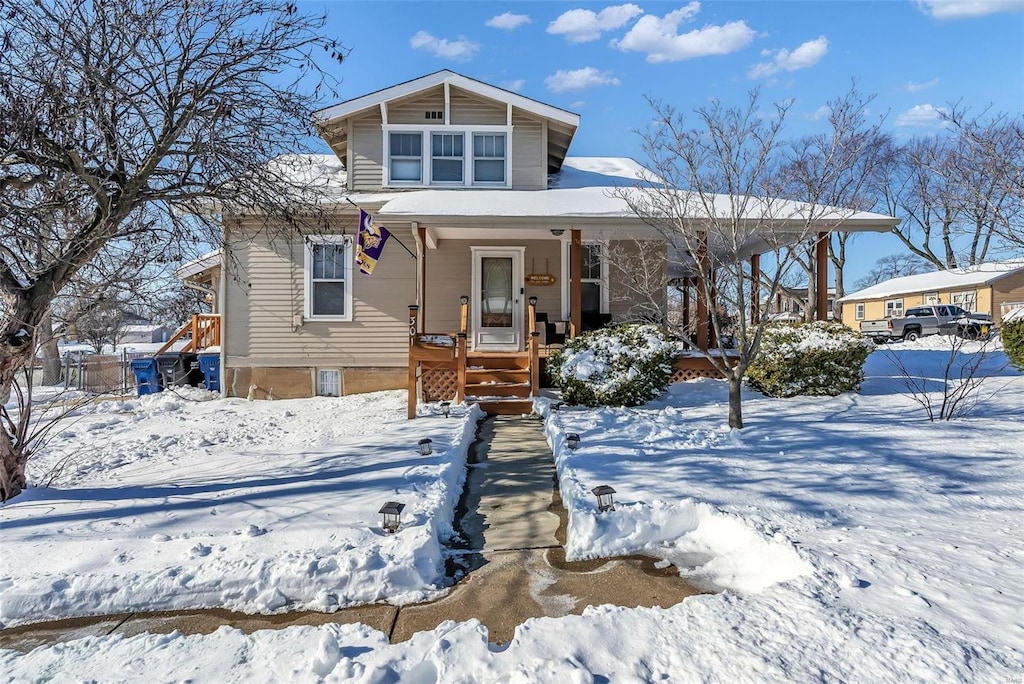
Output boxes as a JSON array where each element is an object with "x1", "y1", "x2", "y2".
[{"x1": 307, "y1": 0, "x2": 1024, "y2": 284}]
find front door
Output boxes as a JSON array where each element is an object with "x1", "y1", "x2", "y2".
[{"x1": 471, "y1": 247, "x2": 525, "y2": 351}]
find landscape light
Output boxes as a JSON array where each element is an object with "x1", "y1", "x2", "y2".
[
  {"x1": 379, "y1": 501, "x2": 405, "y2": 533},
  {"x1": 592, "y1": 485, "x2": 616, "y2": 513},
  {"x1": 551, "y1": 401, "x2": 564, "y2": 412},
  {"x1": 418, "y1": 438, "x2": 433, "y2": 455},
  {"x1": 566, "y1": 433, "x2": 580, "y2": 450},
  {"x1": 441, "y1": 401, "x2": 451, "y2": 418}
]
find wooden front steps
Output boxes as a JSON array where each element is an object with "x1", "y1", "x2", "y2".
[{"x1": 465, "y1": 352, "x2": 535, "y2": 416}]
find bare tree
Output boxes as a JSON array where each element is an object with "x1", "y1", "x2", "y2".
[
  {"x1": 621, "y1": 87, "x2": 883, "y2": 428},
  {"x1": 854, "y1": 253, "x2": 934, "y2": 290},
  {"x1": 0, "y1": 0, "x2": 344, "y2": 501},
  {"x1": 604, "y1": 238, "x2": 668, "y2": 324}
]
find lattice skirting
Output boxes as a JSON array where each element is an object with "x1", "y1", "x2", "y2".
[
  {"x1": 670, "y1": 356, "x2": 730, "y2": 383},
  {"x1": 421, "y1": 367, "x2": 458, "y2": 402}
]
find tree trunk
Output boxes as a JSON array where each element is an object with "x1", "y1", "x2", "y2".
[
  {"x1": 0, "y1": 350, "x2": 32, "y2": 502},
  {"x1": 39, "y1": 312, "x2": 61, "y2": 386},
  {"x1": 727, "y1": 374, "x2": 744, "y2": 429}
]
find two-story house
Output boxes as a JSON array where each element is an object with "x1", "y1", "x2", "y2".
[{"x1": 179, "y1": 70, "x2": 898, "y2": 415}]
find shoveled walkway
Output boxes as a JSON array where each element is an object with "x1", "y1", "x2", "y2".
[{"x1": 0, "y1": 416, "x2": 699, "y2": 651}]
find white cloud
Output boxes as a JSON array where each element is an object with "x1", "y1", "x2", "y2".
[
  {"x1": 544, "y1": 67, "x2": 621, "y2": 93},
  {"x1": 612, "y1": 4, "x2": 756, "y2": 63},
  {"x1": 570, "y1": 100, "x2": 587, "y2": 109},
  {"x1": 915, "y1": 0, "x2": 1024, "y2": 18},
  {"x1": 500, "y1": 79, "x2": 526, "y2": 92},
  {"x1": 409, "y1": 31, "x2": 480, "y2": 61},
  {"x1": 547, "y1": 3, "x2": 643, "y2": 43},
  {"x1": 748, "y1": 36, "x2": 829, "y2": 78},
  {"x1": 486, "y1": 12, "x2": 532, "y2": 30},
  {"x1": 904, "y1": 77, "x2": 940, "y2": 92},
  {"x1": 895, "y1": 103, "x2": 949, "y2": 127},
  {"x1": 806, "y1": 105, "x2": 831, "y2": 121}
]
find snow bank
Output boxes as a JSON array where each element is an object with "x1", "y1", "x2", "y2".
[
  {"x1": 0, "y1": 391, "x2": 483, "y2": 628},
  {"x1": 539, "y1": 399, "x2": 810, "y2": 593}
]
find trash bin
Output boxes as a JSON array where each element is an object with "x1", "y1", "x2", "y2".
[
  {"x1": 130, "y1": 357, "x2": 163, "y2": 396},
  {"x1": 197, "y1": 353, "x2": 221, "y2": 392},
  {"x1": 156, "y1": 352, "x2": 202, "y2": 387}
]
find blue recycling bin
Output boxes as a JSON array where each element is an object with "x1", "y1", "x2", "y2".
[
  {"x1": 197, "y1": 353, "x2": 221, "y2": 392},
  {"x1": 130, "y1": 357, "x2": 163, "y2": 396}
]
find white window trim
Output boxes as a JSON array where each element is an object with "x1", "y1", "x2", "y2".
[
  {"x1": 471, "y1": 132, "x2": 508, "y2": 187},
  {"x1": 855, "y1": 302, "x2": 865, "y2": 321},
  {"x1": 951, "y1": 290, "x2": 978, "y2": 310},
  {"x1": 560, "y1": 239, "x2": 610, "y2": 321},
  {"x1": 885, "y1": 298, "x2": 904, "y2": 318},
  {"x1": 383, "y1": 124, "x2": 512, "y2": 189},
  {"x1": 923, "y1": 292, "x2": 939, "y2": 305},
  {"x1": 304, "y1": 235, "x2": 354, "y2": 322}
]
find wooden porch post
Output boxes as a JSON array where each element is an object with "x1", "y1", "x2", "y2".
[
  {"x1": 528, "y1": 297, "x2": 539, "y2": 397},
  {"x1": 570, "y1": 229, "x2": 582, "y2": 338},
  {"x1": 695, "y1": 232, "x2": 710, "y2": 350},
  {"x1": 418, "y1": 225, "x2": 427, "y2": 331},
  {"x1": 681, "y1": 279, "x2": 691, "y2": 333},
  {"x1": 816, "y1": 232, "x2": 828, "y2": 321},
  {"x1": 407, "y1": 305, "x2": 419, "y2": 419},
  {"x1": 456, "y1": 296, "x2": 468, "y2": 403},
  {"x1": 750, "y1": 253, "x2": 761, "y2": 324}
]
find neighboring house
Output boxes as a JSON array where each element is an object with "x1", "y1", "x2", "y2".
[
  {"x1": 838, "y1": 260, "x2": 1024, "y2": 326},
  {"x1": 121, "y1": 324, "x2": 170, "y2": 345},
  {"x1": 768, "y1": 285, "x2": 837, "y2": 321},
  {"x1": 177, "y1": 70, "x2": 897, "y2": 412}
]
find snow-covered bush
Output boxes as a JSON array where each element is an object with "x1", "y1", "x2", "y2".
[
  {"x1": 747, "y1": 321, "x2": 872, "y2": 398},
  {"x1": 548, "y1": 324, "x2": 676, "y2": 407},
  {"x1": 1001, "y1": 316, "x2": 1024, "y2": 371}
]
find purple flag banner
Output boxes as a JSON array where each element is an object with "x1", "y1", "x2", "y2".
[{"x1": 356, "y1": 209, "x2": 391, "y2": 276}]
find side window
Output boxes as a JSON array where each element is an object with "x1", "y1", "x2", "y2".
[
  {"x1": 389, "y1": 132, "x2": 423, "y2": 183},
  {"x1": 305, "y1": 237, "x2": 353, "y2": 321},
  {"x1": 936, "y1": 306, "x2": 950, "y2": 316},
  {"x1": 855, "y1": 303, "x2": 865, "y2": 320}
]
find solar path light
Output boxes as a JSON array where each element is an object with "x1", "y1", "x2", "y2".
[
  {"x1": 441, "y1": 401, "x2": 451, "y2": 418},
  {"x1": 418, "y1": 438, "x2": 433, "y2": 455},
  {"x1": 592, "y1": 485, "x2": 616, "y2": 512},
  {"x1": 379, "y1": 501, "x2": 405, "y2": 533},
  {"x1": 566, "y1": 433, "x2": 580, "y2": 450}
]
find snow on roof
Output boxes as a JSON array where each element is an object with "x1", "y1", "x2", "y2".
[
  {"x1": 122, "y1": 324, "x2": 165, "y2": 333},
  {"x1": 175, "y1": 248, "x2": 223, "y2": 280},
  {"x1": 839, "y1": 260, "x2": 1024, "y2": 302}
]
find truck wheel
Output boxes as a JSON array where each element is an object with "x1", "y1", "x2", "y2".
[{"x1": 903, "y1": 329, "x2": 920, "y2": 342}]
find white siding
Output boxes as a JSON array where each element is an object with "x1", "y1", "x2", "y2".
[{"x1": 350, "y1": 110, "x2": 383, "y2": 190}]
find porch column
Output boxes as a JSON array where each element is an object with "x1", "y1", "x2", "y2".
[
  {"x1": 681, "y1": 279, "x2": 690, "y2": 333},
  {"x1": 816, "y1": 232, "x2": 828, "y2": 321},
  {"x1": 695, "y1": 231, "x2": 710, "y2": 350},
  {"x1": 750, "y1": 253, "x2": 761, "y2": 324},
  {"x1": 418, "y1": 225, "x2": 427, "y2": 331},
  {"x1": 570, "y1": 229, "x2": 582, "y2": 337}
]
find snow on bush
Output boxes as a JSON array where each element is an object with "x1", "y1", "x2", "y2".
[
  {"x1": 548, "y1": 324, "x2": 676, "y2": 407},
  {"x1": 1001, "y1": 317, "x2": 1024, "y2": 371},
  {"x1": 747, "y1": 321, "x2": 872, "y2": 398}
]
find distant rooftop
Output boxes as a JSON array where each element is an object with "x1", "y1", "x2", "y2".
[{"x1": 839, "y1": 260, "x2": 1024, "y2": 302}]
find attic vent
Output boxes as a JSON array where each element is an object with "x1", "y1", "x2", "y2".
[{"x1": 425, "y1": 110, "x2": 444, "y2": 120}]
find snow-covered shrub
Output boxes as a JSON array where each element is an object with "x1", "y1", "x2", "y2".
[
  {"x1": 747, "y1": 321, "x2": 872, "y2": 398},
  {"x1": 1001, "y1": 316, "x2": 1024, "y2": 371},
  {"x1": 548, "y1": 324, "x2": 676, "y2": 407}
]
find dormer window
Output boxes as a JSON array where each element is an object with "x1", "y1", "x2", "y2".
[
  {"x1": 383, "y1": 124, "x2": 511, "y2": 188},
  {"x1": 389, "y1": 132, "x2": 422, "y2": 182},
  {"x1": 431, "y1": 133, "x2": 464, "y2": 183}
]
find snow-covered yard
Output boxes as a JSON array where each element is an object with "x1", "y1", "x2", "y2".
[{"x1": 2, "y1": 342, "x2": 1023, "y2": 681}]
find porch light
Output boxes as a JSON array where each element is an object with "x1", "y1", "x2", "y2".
[
  {"x1": 379, "y1": 501, "x2": 405, "y2": 533},
  {"x1": 418, "y1": 438, "x2": 433, "y2": 455},
  {"x1": 591, "y1": 485, "x2": 616, "y2": 513},
  {"x1": 566, "y1": 432, "x2": 580, "y2": 450},
  {"x1": 550, "y1": 229, "x2": 565, "y2": 236},
  {"x1": 529, "y1": 296, "x2": 538, "y2": 306},
  {"x1": 441, "y1": 401, "x2": 451, "y2": 418}
]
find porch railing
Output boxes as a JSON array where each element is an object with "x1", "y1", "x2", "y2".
[{"x1": 155, "y1": 313, "x2": 221, "y2": 355}]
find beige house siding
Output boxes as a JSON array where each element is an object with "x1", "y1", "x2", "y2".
[
  {"x1": 992, "y1": 270, "x2": 1024, "y2": 323},
  {"x1": 350, "y1": 110, "x2": 384, "y2": 191},
  {"x1": 388, "y1": 89, "x2": 445, "y2": 123},
  {"x1": 511, "y1": 112, "x2": 546, "y2": 190},
  {"x1": 608, "y1": 240, "x2": 666, "y2": 322},
  {"x1": 449, "y1": 89, "x2": 506, "y2": 125},
  {"x1": 840, "y1": 283, "x2": 1011, "y2": 329},
  {"x1": 224, "y1": 217, "x2": 416, "y2": 376}
]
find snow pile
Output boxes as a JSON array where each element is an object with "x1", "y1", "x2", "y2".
[
  {"x1": 541, "y1": 401, "x2": 810, "y2": 593},
  {"x1": 0, "y1": 391, "x2": 482, "y2": 627}
]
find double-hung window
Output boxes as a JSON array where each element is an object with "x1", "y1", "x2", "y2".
[
  {"x1": 581, "y1": 243, "x2": 606, "y2": 318},
  {"x1": 431, "y1": 133, "x2": 464, "y2": 183},
  {"x1": 305, "y1": 236, "x2": 353, "y2": 321},
  {"x1": 855, "y1": 303, "x2": 865, "y2": 320},
  {"x1": 389, "y1": 132, "x2": 422, "y2": 183},
  {"x1": 885, "y1": 298, "x2": 904, "y2": 318},
  {"x1": 473, "y1": 133, "x2": 506, "y2": 184}
]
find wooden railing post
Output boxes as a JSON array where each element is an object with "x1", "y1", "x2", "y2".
[
  {"x1": 528, "y1": 296, "x2": 539, "y2": 397},
  {"x1": 456, "y1": 332, "x2": 467, "y2": 403},
  {"x1": 459, "y1": 295, "x2": 469, "y2": 335},
  {"x1": 408, "y1": 305, "x2": 419, "y2": 419}
]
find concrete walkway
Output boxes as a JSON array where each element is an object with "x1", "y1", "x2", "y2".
[{"x1": 0, "y1": 416, "x2": 699, "y2": 650}]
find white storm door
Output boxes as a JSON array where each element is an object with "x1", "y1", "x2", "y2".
[{"x1": 471, "y1": 247, "x2": 525, "y2": 351}]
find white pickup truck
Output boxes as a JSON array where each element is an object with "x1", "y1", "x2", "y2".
[{"x1": 860, "y1": 305, "x2": 993, "y2": 343}]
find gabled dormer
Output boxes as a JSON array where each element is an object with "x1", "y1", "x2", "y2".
[{"x1": 314, "y1": 70, "x2": 579, "y2": 192}]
